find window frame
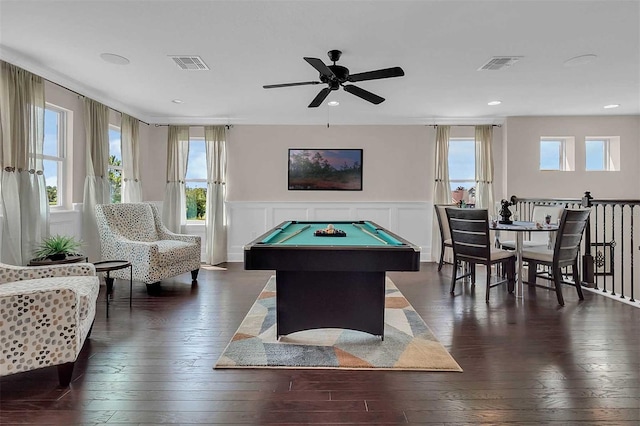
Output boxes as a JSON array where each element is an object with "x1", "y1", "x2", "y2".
[
  {"x1": 42, "y1": 103, "x2": 71, "y2": 210},
  {"x1": 185, "y1": 137, "x2": 207, "y2": 223},
  {"x1": 447, "y1": 137, "x2": 476, "y2": 192},
  {"x1": 585, "y1": 136, "x2": 619, "y2": 172},
  {"x1": 108, "y1": 125, "x2": 123, "y2": 203},
  {"x1": 539, "y1": 136, "x2": 575, "y2": 172}
]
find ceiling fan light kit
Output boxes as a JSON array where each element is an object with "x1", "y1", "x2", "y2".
[{"x1": 263, "y1": 50, "x2": 405, "y2": 108}]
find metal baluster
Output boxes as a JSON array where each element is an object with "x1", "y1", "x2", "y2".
[
  {"x1": 594, "y1": 204, "x2": 599, "y2": 290},
  {"x1": 620, "y1": 205, "x2": 625, "y2": 299},
  {"x1": 611, "y1": 205, "x2": 616, "y2": 297},
  {"x1": 602, "y1": 205, "x2": 607, "y2": 294},
  {"x1": 630, "y1": 205, "x2": 635, "y2": 302}
]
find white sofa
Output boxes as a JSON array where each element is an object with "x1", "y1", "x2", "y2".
[
  {"x1": 0, "y1": 262, "x2": 99, "y2": 386},
  {"x1": 95, "y1": 203, "x2": 201, "y2": 292}
]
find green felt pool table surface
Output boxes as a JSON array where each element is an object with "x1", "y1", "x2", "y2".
[{"x1": 260, "y1": 221, "x2": 404, "y2": 246}]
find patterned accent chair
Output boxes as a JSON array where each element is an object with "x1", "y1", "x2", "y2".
[
  {"x1": 0, "y1": 262, "x2": 99, "y2": 386},
  {"x1": 95, "y1": 203, "x2": 201, "y2": 293}
]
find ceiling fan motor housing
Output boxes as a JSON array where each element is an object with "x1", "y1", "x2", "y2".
[{"x1": 321, "y1": 65, "x2": 350, "y2": 86}]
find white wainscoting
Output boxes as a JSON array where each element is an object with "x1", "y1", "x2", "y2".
[
  {"x1": 31, "y1": 201, "x2": 432, "y2": 265},
  {"x1": 227, "y1": 201, "x2": 433, "y2": 262},
  {"x1": 50, "y1": 205, "x2": 83, "y2": 241}
]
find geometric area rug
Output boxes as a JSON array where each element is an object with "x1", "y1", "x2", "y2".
[{"x1": 215, "y1": 276, "x2": 462, "y2": 372}]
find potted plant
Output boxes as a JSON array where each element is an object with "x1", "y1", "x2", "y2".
[{"x1": 33, "y1": 234, "x2": 83, "y2": 261}]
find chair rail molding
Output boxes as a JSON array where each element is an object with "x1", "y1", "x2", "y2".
[{"x1": 226, "y1": 201, "x2": 433, "y2": 262}]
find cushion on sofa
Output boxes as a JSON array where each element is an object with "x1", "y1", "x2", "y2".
[
  {"x1": 154, "y1": 240, "x2": 199, "y2": 266},
  {"x1": 0, "y1": 276, "x2": 99, "y2": 322}
]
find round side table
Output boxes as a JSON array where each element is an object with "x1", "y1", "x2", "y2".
[{"x1": 93, "y1": 260, "x2": 132, "y2": 317}]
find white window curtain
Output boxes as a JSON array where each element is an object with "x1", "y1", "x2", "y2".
[
  {"x1": 162, "y1": 126, "x2": 189, "y2": 233},
  {"x1": 433, "y1": 125, "x2": 451, "y2": 204},
  {"x1": 204, "y1": 125, "x2": 227, "y2": 265},
  {"x1": 121, "y1": 113, "x2": 142, "y2": 203},
  {"x1": 474, "y1": 125, "x2": 495, "y2": 210},
  {"x1": 82, "y1": 98, "x2": 110, "y2": 261},
  {"x1": 0, "y1": 61, "x2": 49, "y2": 265},
  {"x1": 431, "y1": 125, "x2": 451, "y2": 263}
]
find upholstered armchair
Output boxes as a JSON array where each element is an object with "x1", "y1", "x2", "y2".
[
  {"x1": 95, "y1": 203, "x2": 201, "y2": 292},
  {"x1": 0, "y1": 262, "x2": 99, "y2": 386}
]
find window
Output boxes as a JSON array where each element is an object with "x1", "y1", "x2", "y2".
[
  {"x1": 539, "y1": 137, "x2": 575, "y2": 171},
  {"x1": 108, "y1": 126, "x2": 122, "y2": 203},
  {"x1": 585, "y1": 137, "x2": 620, "y2": 171},
  {"x1": 42, "y1": 105, "x2": 69, "y2": 208},
  {"x1": 185, "y1": 138, "x2": 206, "y2": 221},
  {"x1": 448, "y1": 138, "x2": 476, "y2": 197}
]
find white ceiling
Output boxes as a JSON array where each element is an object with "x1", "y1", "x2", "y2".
[{"x1": 1, "y1": 0, "x2": 638, "y2": 125}]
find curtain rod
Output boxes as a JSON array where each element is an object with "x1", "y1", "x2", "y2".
[
  {"x1": 154, "y1": 124, "x2": 234, "y2": 129},
  {"x1": 45, "y1": 78, "x2": 150, "y2": 126},
  {"x1": 430, "y1": 124, "x2": 501, "y2": 128}
]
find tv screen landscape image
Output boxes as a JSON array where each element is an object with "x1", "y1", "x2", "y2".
[{"x1": 288, "y1": 149, "x2": 363, "y2": 191}]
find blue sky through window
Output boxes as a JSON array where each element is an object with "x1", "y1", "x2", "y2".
[
  {"x1": 109, "y1": 128, "x2": 121, "y2": 161},
  {"x1": 186, "y1": 139, "x2": 207, "y2": 188},
  {"x1": 585, "y1": 140, "x2": 605, "y2": 170},
  {"x1": 540, "y1": 140, "x2": 561, "y2": 170},
  {"x1": 43, "y1": 109, "x2": 59, "y2": 187},
  {"x1": 448, "y1": 139, "x2": 475, "y2": 190}
]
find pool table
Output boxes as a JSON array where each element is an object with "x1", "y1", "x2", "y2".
[{"x1": 244, "y1": 220, "x2": 421, "y2": 339}]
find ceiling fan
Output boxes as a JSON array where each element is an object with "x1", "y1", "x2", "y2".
[{"x1": 263, "y1": 50, "x2": 405, "y2": 108}]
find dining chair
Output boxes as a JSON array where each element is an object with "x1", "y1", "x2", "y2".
[
  {"x1": 434, "y1": 204, "x2": 456, "y2": 271},
  {"x1": 521, "y1": 208, "x2": 590, "y2": 306},
  {"x1": 446, "y1": 208, "x2": 516, "y2": 302}
]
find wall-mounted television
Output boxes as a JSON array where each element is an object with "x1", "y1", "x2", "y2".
[{"x1": 288, "y1": 149, "x2": 363, "y2": 191}]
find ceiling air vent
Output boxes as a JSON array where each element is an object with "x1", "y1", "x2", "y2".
[
  {"x1": 478, "y1": 56, "x2": 523, "y2": 71},
  {"x1": 169, "y1": 55, "x2": 209, "y2": 71}
]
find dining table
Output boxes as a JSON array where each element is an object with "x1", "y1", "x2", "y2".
[{"x1": 493, "y1": 220, "x2": 559, "y2": 298}]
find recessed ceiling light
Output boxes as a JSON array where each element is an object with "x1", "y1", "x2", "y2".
[
  {"x1": 563, "y1": 54, "x2": 598, "y2": 67},
  {"x1": 172, "y1": 99, "x2": 183, "y2": 104},
  {"x1": 487, "y1": 100, "x2": 502, "y2": 106},
  {"x1": 603, "y1": 104, "x2": 620, "y2": 109},
  {"x1": 100, "y1": 53, "x2": 130, "y2": 65},
  {"x1": 328, "y1": 101, "x2": 339, "y2": 106}
]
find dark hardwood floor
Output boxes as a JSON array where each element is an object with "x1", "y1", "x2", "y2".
[{"x1": 1, "y1": 262, "x2": 638, "y2": 425}]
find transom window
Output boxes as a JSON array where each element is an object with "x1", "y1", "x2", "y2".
[
  {"x1": 585, "y1": 137, "x2": 619, "y2": 171},
  {"x1": 186, "y1": 138, "x2": 206, "y2": 221},
  {"x1": 539, "y1": 136, "x2": 575, "y2": 171}
]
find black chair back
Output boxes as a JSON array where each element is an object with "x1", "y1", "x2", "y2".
[
  {"x1": 446, "y1": 208, "x2": 490, "y2": 263},
  {"x1": 554, "y1": 209, "x2": 591, "y2": 267}
]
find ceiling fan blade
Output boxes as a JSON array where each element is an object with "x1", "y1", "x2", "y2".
[
  {"x1": 304, "y1": 57, "x2": 336, "y2": 79},
  {"x1": 308, "y1": 87, "x2": 332, "y2": 108},
  {"x1": 263, "y1": 81, "x2": 321, "y2": 89},
  {"x1": 348, "y1": 67, "x2": 405, "y2": 82},
  {"x1": 343, "y1": 85, "x2": 385, "y2": 104}
]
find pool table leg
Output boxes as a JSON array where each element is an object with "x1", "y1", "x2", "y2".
[{"x1": 275, "y1": 270, "x2": 385, "y2": 339}]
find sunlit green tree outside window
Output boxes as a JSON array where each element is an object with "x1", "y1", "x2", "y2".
[
  {"x1": 47, "y1": 186, "x2": 57, "y2": 205},
  {"x1": 108, "y1": 155, "x2": 122, "y2": 203},
  {"x1": 186, "y1": 186, "x2": 206, "y2": 220}
]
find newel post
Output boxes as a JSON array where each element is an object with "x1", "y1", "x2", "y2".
[{"x1": 581, "y1": 191, "x2": 595, "y2": 287}]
